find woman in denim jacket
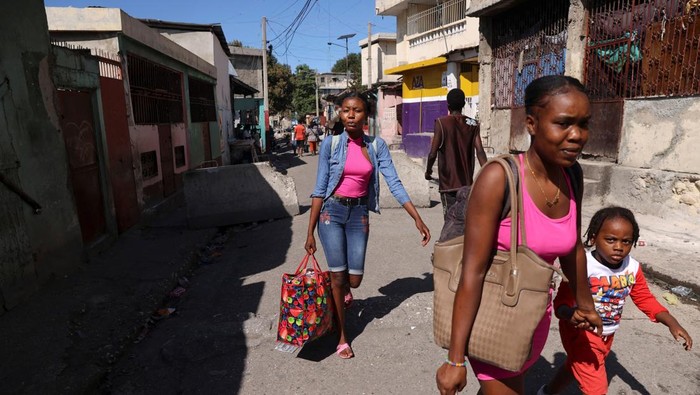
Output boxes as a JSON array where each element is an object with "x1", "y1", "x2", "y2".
[{"x1": 305, "y1": 92, "x2": 431, "y2": 359}]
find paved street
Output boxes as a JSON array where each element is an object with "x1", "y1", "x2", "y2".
[{"x1": 102, "y1": 150, "x2": 700, "y2": 395}]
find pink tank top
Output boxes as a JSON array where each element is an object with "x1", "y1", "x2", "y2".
[
  {"x1": 334, "y1": 137, "x2": 373, "y2": 198},
  {"x1": 495, "y1": 154, "x2": 577, "y2": 264}
]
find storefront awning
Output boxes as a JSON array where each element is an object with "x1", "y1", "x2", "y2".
[{"x1": 384, "y1": 56, "x2": 446, "y2": 75}]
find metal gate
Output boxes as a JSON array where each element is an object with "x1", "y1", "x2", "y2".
[
  {"x1": 491, "y1": 0, "x2": 570, "y2": 149},
  {"x1": 584, "y1": 0, "x2": 700, "y2": 160},
  {"x1": 98, "y1": 54, "x2": 140, "y2": 232},
  {"x1": 158, "y1": 124, "x2": 176, "y2": 197},
  {"x1": 57, "y1": 90, "x2": 106, "y2": 243}
]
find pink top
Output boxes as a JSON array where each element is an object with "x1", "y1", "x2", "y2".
[
  {"x1": 495, "y1": 154, "x2": 577, "y2": 264},
  {"x1": 334, "y1": 137, "x2": 373, "y2": 198}
]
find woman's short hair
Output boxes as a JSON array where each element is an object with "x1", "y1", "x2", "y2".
[{"x1": 524, "y1": 75, "x2": 588, "y2": 116}]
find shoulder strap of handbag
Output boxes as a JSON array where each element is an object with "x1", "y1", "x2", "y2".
[
  {"x1": 497, "y1": 156, "x2": 582, "y2": 222},
  {"x1": 331, "y1": 134, "x2": 378, "y2": 154},
  {"x1": 510, "y1": 156, "x2": 569, "y2": 281}
]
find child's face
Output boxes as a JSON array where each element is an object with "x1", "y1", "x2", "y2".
[{"x1": 590, "y1": 217, "x2": 635, "y2": 267}]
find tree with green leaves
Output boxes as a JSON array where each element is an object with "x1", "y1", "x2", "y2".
[
  {"x1": 292, "y1": 64, "x2": 318, "y2": 117},
  {"x1": 331, "y1": 53, "x2": 361, "y2": 87},
  {"x1": 267, "y1": 53, "x2": 294, "y2": 117}
]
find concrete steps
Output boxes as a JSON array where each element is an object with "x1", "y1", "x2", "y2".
[{"x1": 579, "y1": 159, "x2": 614, "y2": 206}]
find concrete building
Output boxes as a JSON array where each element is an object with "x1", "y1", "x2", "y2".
[
  {"x1": 228, "y1": 46, "x2": 266, "y2": 152},
  {"x1": 229, "y1": 46, "x2": 264, "y2": 98},
  {"x1": 141, "y1": 20, "x2": 235, "y2": 165},
  {"x1": 46, "y1": 7, "x2": 220, "y2": 207},
  {"x1": 359, "y1": 33, "x2": 400, "y2": 87},
  {"x1": 468, "y1": 0, "x2": 700, "y2": 218},
  {"x1": 317, "y1": 72, "x2": 352, "y2": 128},
  {"x1": 359, "y1": 33, "x2": 403, "y2": 144},
  {"x1": 377, "y1": 0, "x2": 481, "y2": 157}
]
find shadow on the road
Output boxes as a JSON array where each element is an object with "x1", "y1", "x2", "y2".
[
  {"x1": 350, "y1": 272, "x2": 433, "y2": 339},
  {"x1": 527, "y1": 353, "x2": 567, "y2": 393},
  {"x1": 271, "y1": 146, "x2": 310, "y2": 171},
  {"x1": 606, "y1": 350, "x2": 651, "y2": 395},
  {"x1": 102, "y1": 162, "x2": 298, "y2": 394},
  {"x1": 296, "y1": 273, "x2": 434, "y2": 362},
  {"x1": 526, "y1": 350, "x2": 651, "y2": 394}
]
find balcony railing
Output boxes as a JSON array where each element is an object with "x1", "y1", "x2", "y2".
[{"x1": 407, "y1": 0, "x2": 468, "y2": 36}]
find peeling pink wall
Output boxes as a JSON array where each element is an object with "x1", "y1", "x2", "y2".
[
  {"x1": 378, "y1": 89, "x2": 402, "y2": 142},
  {"x1": 171, "y1": 123, "x2": 188, "y2": 173}
]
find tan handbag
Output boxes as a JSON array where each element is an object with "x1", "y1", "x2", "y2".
[{"x1": 432, "y1": 156, "x2": 568, "y2": 372}]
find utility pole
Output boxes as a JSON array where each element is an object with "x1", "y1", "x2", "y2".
[
  {"x1": 315, "y1": 73, "x2": 319, "y2": 117},
  {"x1": 367, "y1": 22, "x2": 372, "y2": 90},
  {"x1": 262, "y1": 16, "x2": 269, "y2": 151},
  {"x1": 336, "y1": 33, "x2": 355, "y2": 89}
]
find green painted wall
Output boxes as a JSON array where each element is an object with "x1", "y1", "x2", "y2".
[{"x1": 188, "y1": 122, "x2": 205, "y2": 168}]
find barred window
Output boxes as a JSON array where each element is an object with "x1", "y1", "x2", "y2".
[
  {"x1": 585, "y1": 0, "x2": 700, "y2": 100},
  {"x1": 188, "y1": 77, "x2": 217, "y2": 122},
  {"x1": 141, "y1": 151, "x2": 158, "y2": 179},
  {"x1": 127, "y1": 54, "x2": 184, "y2": 124},
  {"x1": 491, "y1": 0, "x2": 569, "y2": 108}
]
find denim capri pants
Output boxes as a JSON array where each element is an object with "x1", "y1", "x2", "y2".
[{"x1": 317, "y1": 198, "x2": 370, "y2": 275}]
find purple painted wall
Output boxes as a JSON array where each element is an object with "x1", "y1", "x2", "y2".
[{"x1": 402, "y1": 100, "x2": 447, "y2": 157}]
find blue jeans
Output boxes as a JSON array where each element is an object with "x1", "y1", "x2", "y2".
[{"x1": 317, "y1": 199, "x2": 370, "y2": 275}]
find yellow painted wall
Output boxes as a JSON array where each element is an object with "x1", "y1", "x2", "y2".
[
  {"x1": 460, "y1": 63, "x2": 479, "y2": 96},
  {"x1": 402, "y1": 64, "x2": 447, "y2": 99}
]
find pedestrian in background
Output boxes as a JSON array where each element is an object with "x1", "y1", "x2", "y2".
[
  {"x1": 305, "y1": 91, "x2": 431, "y2": 360},
  {"x1": 425, "y1": 88, "x2": 488, "y2": 218},
  {"x1": 306, "y1": 121, "x2": 319, "y2": 155},
  {"x1": 436, "y1": 75, "x2": 602, "y2": 395},
  {"x1": 539, "y1": 206, "x2": 693, "y2": 395},
  {"x1": 293, "y1": 120, "x2": 306, "y2": 157}
]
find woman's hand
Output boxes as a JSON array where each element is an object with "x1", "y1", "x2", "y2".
[
  {"x1": 415, "y1": 218, "x2": 431, "y2": 246},
  {"x1": 436, "y1": 363, "x2": 467, "y2": 395},
  {"x1": 305, "y1": 234, "x2": 316, "y2": 255}
]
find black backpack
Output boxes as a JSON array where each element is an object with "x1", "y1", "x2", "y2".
[{"x1": 437, "y1": 154, "x2": 583, "y2": 242}]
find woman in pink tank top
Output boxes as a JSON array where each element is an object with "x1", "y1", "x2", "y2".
[{"x1": 437, "y1": 76, "x2": 603, "y2": 395}]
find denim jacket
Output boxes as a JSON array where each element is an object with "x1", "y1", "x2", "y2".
[{"x1": 310, "y1": 131, "x2": 410, "y2": 213}]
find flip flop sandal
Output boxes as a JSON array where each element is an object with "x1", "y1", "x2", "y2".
[
  {"x1": 336, "y1": 343, "x2": 354, "y2": 359},
  {"x1": 344, "y1": 290, "x2": 354, "y2": 309}
]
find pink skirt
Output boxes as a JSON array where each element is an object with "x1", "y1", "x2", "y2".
[{"x1": 469, "y1": 302, "x2": 553, "y2": 381}]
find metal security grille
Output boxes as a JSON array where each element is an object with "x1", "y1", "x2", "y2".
[
  {"x1": 140, "y1": 151, "x2": 158, "y2": 179},
  {"x1": 585, "y1": 0, "x2": 700, "y2": 100},
  {"x1": 127, "y1": 54, "x2": 183, "y2": 124},
  {"x1": 407, "y1": 0, "x2": 468, "y2": 36},
  {"x1": 491, "y1": 0, "x2": 569, "y2": 108},
  {"x1": 94, "y1": 50, "x2": 122, "y2": 80},
  {"x1": 188, "y1": 77, "x2": 216, "y2": 122}
]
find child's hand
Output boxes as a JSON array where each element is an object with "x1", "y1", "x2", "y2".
[
  {"x1": 669, "y1": 324, "x2": 693, "y2": 351},
  {"x1": 572, "y1": 308, "x2": 603, "y2": 336},
  {"x1": 657, "y1": 312, "x2": 693, "y2": 350}
]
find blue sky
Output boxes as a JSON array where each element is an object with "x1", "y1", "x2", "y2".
[{"x1": 43, "y1": 0, "x2": 397, "y2": 73}]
